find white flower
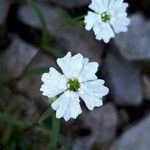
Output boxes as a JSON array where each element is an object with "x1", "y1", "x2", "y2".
[
  {"x1": 40, "y1": 52, "x2": 109, "y2": 121},
  {"x1": 84, "y1": 0, "x2": 130, "y2": 43}
]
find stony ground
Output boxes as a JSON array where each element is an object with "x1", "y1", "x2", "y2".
[{"x1": 0, "y1": 0, "x2": 150, "y2": 150}]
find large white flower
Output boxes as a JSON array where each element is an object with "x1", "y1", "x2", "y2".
[
  {"x1": 84, "y1": 0, "x2": 130, "y2": 43},
  {"x1": 40, "y1": 52, "x2": 109, "y2": 121}
]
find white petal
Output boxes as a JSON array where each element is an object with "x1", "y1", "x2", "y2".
[
  {"x1": 115, "y1": 0, "x2": 125, "y2": 8},
  {"x1": 96, "y1": 24, "x2": 115, "y2": 43},
  {"x1": 63, "y1": 92, "x2": 82, "y2": 121},
  {"x1": 113, "y1": 25, "x2": 128, "y2": 33},
  {"x1": 79, "y1": 86, "x2": 103, "y2": 110},
  {"x1": 68, "y1": 53, "x2": 84, "y2": 78},
  {"x1": 101, "y1": 0, "x2": 110, "y2": 10},
  {"x1": 108, "y1": 0, "x2": 115, "y2": 10},
  {"x1": 40, "y1": 67, "x2": 67, "y2": 98},
  {"x1": 84, "y1": 11, "x2": 98, "y2": 31},
  {"x1": 79, "y1": 79, "x2": 109, "y2": 110},
  {"x1": 115, "y1": 12, "x2": 127, "y2": 18},
  {"x1": 78, "y1": 61, "x2": 99, "y2": 82},
  {"x1": 114, "y1": 3, "x2": 128, "y2": 15},
  {"x1": 51, "y1": 91, "x2": 82, "y2": 121},
  {"x1": 89, "y1": 0, "x2": 104, "y2": 13},
  {"x1": 57, "y1": 52, "x2": 84, "y2": 79},
  {"x1": 56, "y1": 52, "x2": 71, "y2": 77},
  {"x1": 93, "y1": 22, "x2": 103, "y2": 35},
  {"x1": 82, "y1": 80, "x2": 109, "y2": 98},
  {"x1": 116, "y1": 17, "x2": 130, "y2": 26},
  {"x1": 51, "y1": 91, "x2": 69, "y2": 119},
  {"x1": 112, "y1": 17, "x2": 130, "y2": 34}
]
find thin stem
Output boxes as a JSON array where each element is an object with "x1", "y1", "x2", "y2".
[
  {"x1": 27, "y1": 0, "x2": 62, "y2": 57},
  {"x1": 38, "y1": 105, "x2": 60, "y2": 149},
  {"x1": 63, "y1": 15, "x2": 85, "y2": 27},
  {"x1": 49, "y1": 110, "x2": 60, "y2": 150},
  {"x1": 27, "y1": 0, "x2": 49, "y2": 46},
  {"x1": 0, "y1": 112, "x2": 51, "y2": 139}
]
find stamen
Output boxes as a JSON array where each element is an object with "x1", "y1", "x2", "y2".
[
  {"x1": 101, "y1": 11, "x2": 111, "y2": 23},
  {"x1": 67, "y1": 79, "x2": 80, "y2": 92}
]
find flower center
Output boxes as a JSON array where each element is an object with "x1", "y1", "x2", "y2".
[
  {"x1": 67, "y1": 79, "x2": 80, "y2": 92},
  {"x1": 101, "y1": 11, "x2": 111, "y2": 23}
]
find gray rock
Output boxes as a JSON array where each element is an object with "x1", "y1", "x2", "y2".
[
  {"x1": 56, "y1": 26, "x2": 103, "y2": 62},
  {"x1": 17, "y1": 53, "x2": 56, "y2": 103},
  {"x1": 0, "y1": 0, "x2": 10, "y2": 24},
  {"x1": 73, "y1": 103, "x2": 118, "y2": 150},
  {"x1": 38, "y1": 0, "x2": 90, "y2": 9},
  {"x1": 19, "y1": 4, "x2": 103, "y2": 62},
  {"x1": 104, "y1": 52, "x2": 142, "y2": 106},
  {"x1": 110, "y1": 115, "x2": 150, "y2": 150},
  {"x1": 118, "y1": 109, "x2": 129, "y2": 127},
  {"x1": 0, "y1": 36, "x2": 37, "y2": 77},
  {"x1": 18, "y1": 3, "x2": 65, "y2": 34},
  {"x1": 7, "y1": 95, "x2": 39, "y2": 125},
  {"x1": 115, "y1": 13, "x2": 150, "y2": 61}
]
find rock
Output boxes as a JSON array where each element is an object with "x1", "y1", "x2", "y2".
[
  {"x1": 17, "y1": 53, "x2": 57, "y2": 104},
  {"x1": 56, "y1": 26, "x2": 103, "y2": 62},
  {"x1": 115, "y1": 13, "x2": 150, "y2": 61},
  {"x1": 142, "y1": 75, "x2": 150, "y2": 101},
  {"x1": 110, "y1": 115, "x2": 150, "y2": 150},
  {"x1": 104, "y1": 52, "x2": 142, "y2": 106},
  {"x1": 118, "y1": 109, "x2": 129, "y2": 128},
  {"x1": 0, "y1": 0, "x2": 10, "y2": 24},
  {"x1": 18, "y1": 3, "x2": 65, "y2": 34},
  {"x1": 19, "y1": 3, "x2": 103, "y2": 62},
  {"x1": 6, "y1": 95, "x2": 39, "y2": 125},
  {"x1": 73, "y1": 103, "x2": 118, "y2": 150},
  {"x1": 38, "y1": 0, "x2": 90, "y2": 9},
  {"x1": 0, "y1": 36, "x2": 37, "y2": 77}
]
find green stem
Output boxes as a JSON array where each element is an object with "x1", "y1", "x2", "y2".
[
  {"x1": 73, "y1": 15, "x2": 85, "y2": 22},
  {"x1": 49, "y1": 110, "x2": 60, "y2": 150},
  {"x1": 0, "y1": 112, "x2": 51, "y2": 139},
  {"x1": 63, "y1": 15, "x2": 84, "y2": 27},
  {"x1": 27, "y1": 0, "x2": 49, "y2": 46},
  {"x1": 38, "y1": 105, "x2": 60, "y2": 149},
  {"x1": 27, "y1": 0, "x2": 63, "y2": 58}
]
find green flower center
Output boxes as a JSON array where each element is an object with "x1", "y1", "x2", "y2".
[
  {"x1": 101, "y1": 11, "x2": 111, "y2": 23},
  {"x1": 67, "y1": 79, "x2": 80, "y2": 92}
]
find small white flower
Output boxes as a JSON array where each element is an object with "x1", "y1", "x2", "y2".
[
  {"x1": 40, "y1": 52, "x2": 109, "y2": 121},
  {"x1": 84, "y1": 0, "x2": 130, "y2": 43}
]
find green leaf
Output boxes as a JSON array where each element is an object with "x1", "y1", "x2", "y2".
[
  {"x1": 63, "y1": 15, "x2": 84, "y2": 27},
  {"x1": 38, "y1": 109, "x2": 52, "y2": 124},
  {"x1": 27, "y1": 0, "x2": 63, "y2": 57},
  {"x1": 34, "y1": 126, "x2": 51, "y2": 139},
  {"x1": 2, "y1": 124, "x2": 13, "y2": 145},
  {"x1": 38, "y1": 96, "x2": 58, "y2": 124},
  {"x1": 27, "y1": 0, "x2": 49, "y2": 47},
  {"x1": 9, "y1": 142, "x2": 16, "y2": 150},
  {"x1": 49, "y1": 110, "x2": 60, "y2": 150},
  {"x1": 38, "y1": 107, "x2": 60, "y2": 149},
  {"x1": 0, "y1": 113, "x2": 26, "y2": 129},
  {"x1": 48, "y1": 97, "x2": 57, "y2": 105},
  {"x1": 19, "y1": 136, "x2": 31, "y2": 150},
  {"x1": 43, "y1": 45, "x2": 63, "y2": 58}
]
